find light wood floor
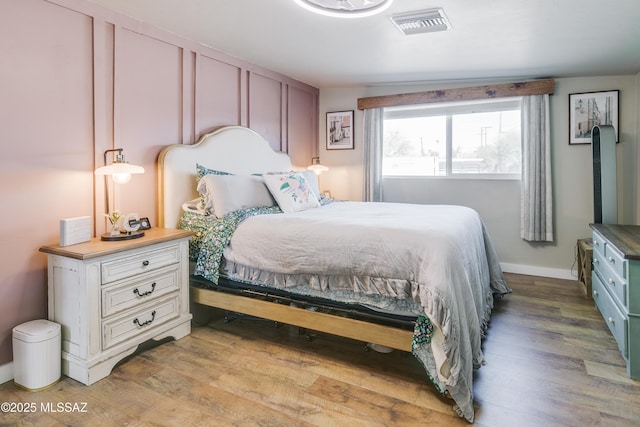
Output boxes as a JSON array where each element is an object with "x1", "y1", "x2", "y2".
[{"x1": 2, "y1": 273, "x2": 639, "y2": 426}]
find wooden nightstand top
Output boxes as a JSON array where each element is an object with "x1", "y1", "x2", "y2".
[{"x1": 39, "y1": 228, "x2": 193, "y2": 260}]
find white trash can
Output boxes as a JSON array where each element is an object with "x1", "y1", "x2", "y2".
[{"x1": 12, "y1": 319, "x2": 61, "y2": 391}]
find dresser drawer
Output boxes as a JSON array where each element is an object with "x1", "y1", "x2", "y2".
[
  {"x1": 102, "y1": 296, "x2": 180, "y2": 350},
  {"x1": 593, "y1": 250, "x2": 627, "y2": 308},
  {"x1": 592, "y1": 232, "x2": 606, "y2": 258},
  {"x1": 101, "y1": 244, "x2": 181, "y2": 284},
  {"x1": 593, "y1": 273, "x2": 628, "y2": 357},
  {"x1": 101, "y1": 265, "x2": 181, "y2": 317},
  {"x1": 603, "y1": 242, "x2": 628, "y2": 283}
]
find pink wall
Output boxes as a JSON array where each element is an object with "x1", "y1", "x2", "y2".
[{"x1": 0, "y1": 0, "x2": 318, "y2": 366}]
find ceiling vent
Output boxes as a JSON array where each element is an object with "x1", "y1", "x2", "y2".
[{"x1": 390, "y1": 8, "x2": 451, "y2": 35}]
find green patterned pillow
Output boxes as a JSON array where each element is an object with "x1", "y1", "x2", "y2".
[{"x1": 196, "y1": 163, "x2": 231, "y2": 181}]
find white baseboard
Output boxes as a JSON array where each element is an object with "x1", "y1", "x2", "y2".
[
  {"x1": 0, "y1": 361, "x2": 13, "y2": 385},
  {"x1": 501, "y1": 263, "x2": 577, "y2": 281}
]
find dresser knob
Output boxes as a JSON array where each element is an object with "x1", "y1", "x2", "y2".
[
  {"x1": 608, "y1": 317, "x2": 615, "y2": 325},
  {"x1": 608, "y1": 278, "x2": 615, "y2": 286},
  {"x1": 594, "y1": 259, "x2": 599, "y2": 265},
  {"x1": 608, "y1": 256, "x2": 615, "y2": 264},
  {"x1": 593, "y1": 290, "x2": 598, "y2": 297},
  {"x1": 142, "y1": 260, "x2": 150, "y2": 267}
]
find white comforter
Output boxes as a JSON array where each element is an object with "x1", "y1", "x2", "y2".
[{"x1": 222, "y1": 201, "x2": 508, "y2": 422}]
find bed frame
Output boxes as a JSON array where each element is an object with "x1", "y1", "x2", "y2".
[{"x1": 157, "y1": 126, "x2": 413, "y2": 351}]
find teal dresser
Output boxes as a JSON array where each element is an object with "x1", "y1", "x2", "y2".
[{"x1": 590, "y1": 223, "x2": 640, "y2": 379}]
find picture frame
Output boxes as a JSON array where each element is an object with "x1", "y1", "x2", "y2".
[
  {"x1": 326, "y1": 110, "x2": 354, "y2": 150},
  {"x1": 569, "y1": 90, "x2": 619, "y2": 145},
  {"x1": 126, "y1": 218, "x2": 141, "y2": 232},
  {"x1": 139, "y1": 217, "x2": 151, "y2": 230}
]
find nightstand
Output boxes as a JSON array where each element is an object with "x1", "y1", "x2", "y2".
[
  {"x1": 577, "y1": 238, "x2": 593, "y2": 298},
  {"x1": 39, "y1": 228, "x2": 193, "y2": 385}
]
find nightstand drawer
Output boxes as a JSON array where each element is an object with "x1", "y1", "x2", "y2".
[
  {"x1": 102, "y1": 296, "x2": 180, "y2": 350},
  {"x1": 101, "y1": 244, "x2": 181, "y2": 284},
  {"x1": 593, "y1": 250, "x2": 627, "y2": 308},
  {"x1": 593, "y1": 273, "x2": 628, "y2": 357},
  {"x1": 102, "y1": 265, "x2": 181, "y2": 317}
]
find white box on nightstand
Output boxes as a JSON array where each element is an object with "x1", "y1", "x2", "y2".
[{"x1": 59, "y1": 216, "x2": 91, "y2": 246}]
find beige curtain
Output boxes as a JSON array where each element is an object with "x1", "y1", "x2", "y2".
[
  {"x1": 521, "y1": 94, "x2": 553, "y2": 242},
  {"x1": 363, "y1": 108, "x2": 384, "y2": 202}
]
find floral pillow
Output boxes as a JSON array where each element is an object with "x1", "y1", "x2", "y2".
[{"x1": 263, "y1": 172, "x2": 321, "y2": 213}]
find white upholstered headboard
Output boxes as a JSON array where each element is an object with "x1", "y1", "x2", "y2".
[{"x1": 157, "y1": 126, "x2": 292, "y2": 228}]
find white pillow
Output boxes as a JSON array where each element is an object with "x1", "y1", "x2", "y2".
[
  {"x1": 199, "y1": 174, "x2": 276, "y2": 217},
  {"x1": 263, "y1": 172, "x2": 321, "y2": 213},
  {"x1": 195, "y1": 165, "x2": 232, "y2": 213}
]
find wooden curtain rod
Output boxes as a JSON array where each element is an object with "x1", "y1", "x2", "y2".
[{"x1": 357, "y1": 79, "x2": 555, "y2": 110}]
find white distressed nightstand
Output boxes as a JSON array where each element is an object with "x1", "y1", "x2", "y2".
[{"x1": 39, "y1": 228, "x2": 193, "y2": 385}]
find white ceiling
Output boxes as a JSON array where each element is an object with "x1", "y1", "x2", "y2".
[{"x1": 87, "y1": 0, "x2": 640, "y2": 88}]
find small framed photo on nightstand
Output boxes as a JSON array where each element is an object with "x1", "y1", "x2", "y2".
[{"x1": 139, "y1": 217, "x2": 151, "y2": 230}]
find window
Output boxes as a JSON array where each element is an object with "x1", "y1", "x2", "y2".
[{"x1": 383, "y1": 98, "x2": 522, "y2": 178}]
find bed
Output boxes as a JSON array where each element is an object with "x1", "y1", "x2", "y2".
[{"x1": 157, "y1": 125, "x2": 510, "y2": 422}]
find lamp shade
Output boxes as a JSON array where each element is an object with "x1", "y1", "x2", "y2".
[
  {"x1": 95, "y1": 149, "x2": 144, "y2": 184},
  {"x1": 307, "y1": 163, "x2": 329, "y2": 175},
  {"x1": 95, "y1": 162, "x2": 144, "y2": 183},
  {"x1": 307, "y1": 157, "x2": 329, "y2": 175},
  {"x1": 94, "y1": 162, "x2": 144, "y2": 176}
]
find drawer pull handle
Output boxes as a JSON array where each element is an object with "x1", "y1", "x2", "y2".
[
  {"x1": 133, "y1": 311, "x2": 156, "y2": 328},
  {"x1": 608, "y1": 278, "x2": 615, "y2": 286},
  {"x1": 608, "y1": 317, "x2": 615, "y2": 325},
  {"x1": 133, "y1": 282, "x2": 156, "y2": 297},
  {"x1": 608, "y1": 257, "x2": 615, "y2": 264},
  {"x1": 142, "y1": 260, "x2": 150, "y2": 267}
]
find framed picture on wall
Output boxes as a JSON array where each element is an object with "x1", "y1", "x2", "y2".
[
  {"x1": 326, "y1": 110, "x2": 354, "y2": 150},
  {"x1": 568, "y1": 90, "x2": 619, "y2": 145}
]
